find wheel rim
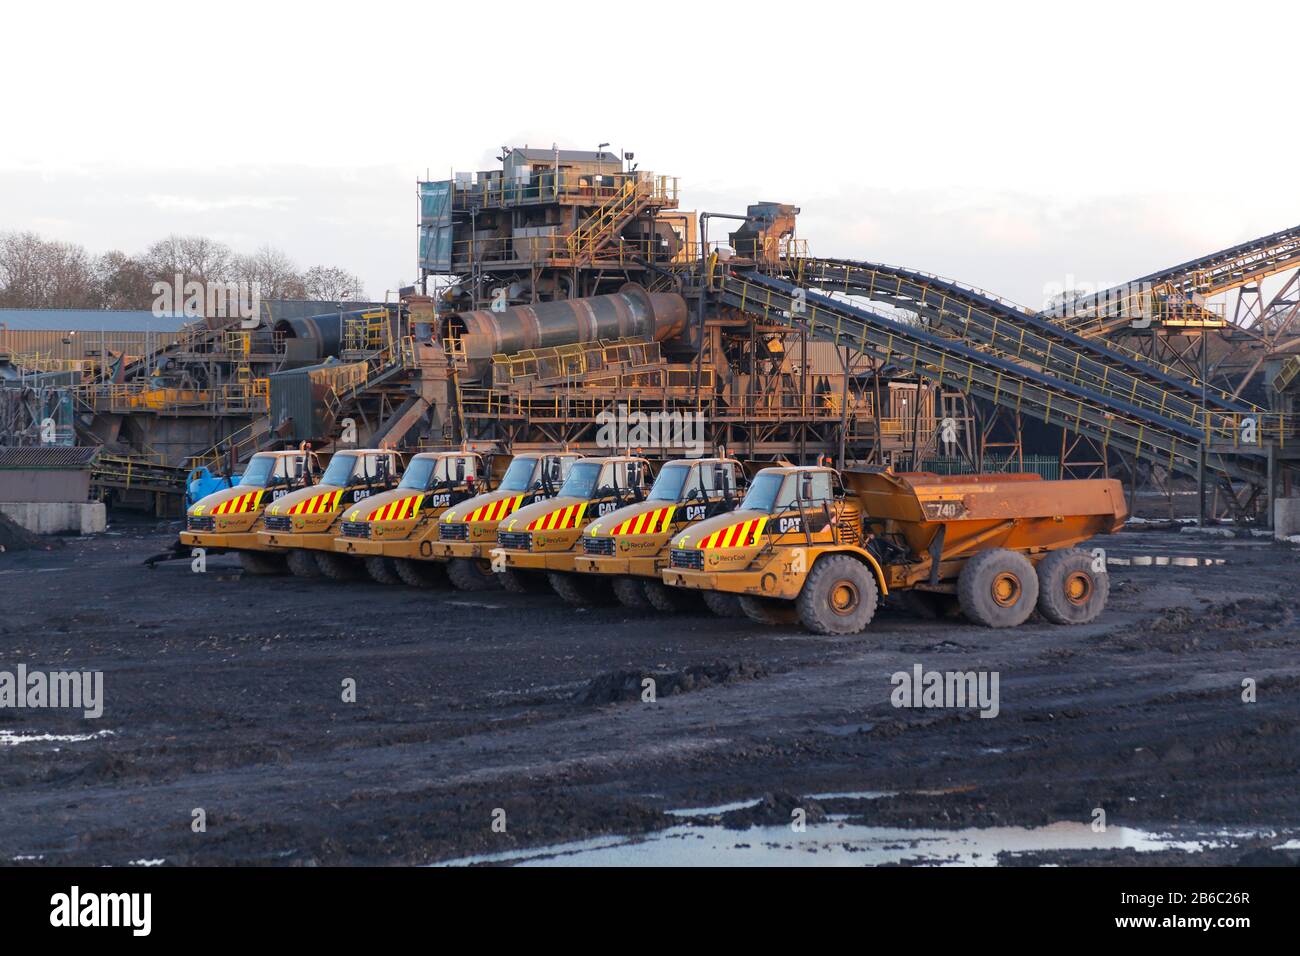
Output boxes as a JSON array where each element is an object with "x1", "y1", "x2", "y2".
[
  {"x1": 991, "y1": 572, "x2": 1022, "y2": 607},
  {"x1": 830, "y1": 580, "x2": 860, "y2": 616},
  {"x1": 1064, "y1": 570, "x2": 1093, "y2": 606}
]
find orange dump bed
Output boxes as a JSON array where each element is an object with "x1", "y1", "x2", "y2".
[{"x1": 842, "y1": 470, "x2": 1127, "y2": 560}]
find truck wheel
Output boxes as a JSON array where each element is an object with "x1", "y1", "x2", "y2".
[
  {"x1": 1035, "y1": 548, "x2": 1108, "y2": 624},
  {"x1": 395, "y1": 558, "x2": 447, "y2": 589},
  {"x1": 316, "y1": 551, "x2": 366, "y2": 581},
  {"x1": 738, "y1": 595, "x2": 799, "y2": 625},
  {"x1": 500, "y1": 568, "x2": 550, "y2": 594},
  {"x1": 549, "y1": 572, "x2": 618, "y2": 606},
  {"x1": 642, "y1": 579, "x2": 705, "y2": 613},
  {"x1": 286, "y1": 549, "x2": 322, "y2": 578},
  {"x1": 238, "y1": 551, "x2": 287, "y2": 575},
  {"x1": 612, "y1": 576, "x2": 653, "y2": 608},
  {"x1": 447, "y1": 557, "x2": 500, "y2": 591},
  {"x1": 364, "y1": 556, "x2": 403, "y2": 585},
  {"x1": 797, "y1": 554, "x2": 880, "y2": 635},
  {"x1": 957, "y1": 549, "x2": 1039, "y2": 628},
  {"x1": 703, "y1": 590, "x2": 745, "y2": 617}
]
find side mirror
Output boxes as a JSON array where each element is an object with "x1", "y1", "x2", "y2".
[{"x1": 800, "y1": 474, "x2": 814, "y2": 501}]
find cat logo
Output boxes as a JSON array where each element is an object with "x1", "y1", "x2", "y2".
[
  {"x1": 777, "y1": 516, "x2": 802, "y2": 534},
  {"x1": 684, "y1": 504, "x2": 707, "y2": 522}
]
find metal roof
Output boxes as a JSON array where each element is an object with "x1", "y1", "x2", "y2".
[
  {"x1": 0, "y1": 445, "x2": 101, "y2": 469},
  {"x1": 0, "y1": 300, "x2": 384, "y2": 333},
  {"x1": 0, "y1": 309, "x2": 189, "y2": 333},
  {"x1": 511, "y1": 148, "x2": 620, "y2": 164}
]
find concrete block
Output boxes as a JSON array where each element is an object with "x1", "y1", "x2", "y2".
[
  {"x1": 1275, "y1": 497, "x2": 1300, "y2": 541},
  {"x1": 0, "y1": 501, "x2": 106, "y2": 535}
]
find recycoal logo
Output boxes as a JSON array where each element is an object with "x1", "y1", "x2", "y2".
[
  {"x1": 890, "y1": 663, "x2": 999, "y2": 719},
  {"x1": 0, "y1": 665, "x2": 103, "y2": 718},
  {"x1": 50, "y1": 886, "x2": 151, "y2": 937}
]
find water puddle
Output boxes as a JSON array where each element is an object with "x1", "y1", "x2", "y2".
[
  {"x1": 0, "y1": 730, "x2": 115, "y2": 747},
  {"x1": 442, "y1": 820, "x2": 1271, "y2": 867}
]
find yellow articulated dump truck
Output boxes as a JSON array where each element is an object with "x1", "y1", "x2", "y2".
[
  {"x1": 181, "y1": 449, "x2": 317, "y2": 574},
  {"x1": 258, "y1": 448, "x2": 403, "y2": 579},
  {"x1": 332, "y1": 450, "x2": 498, "y2": 587},
  {"x1": 573, "y1": 456, "x2": 749, "y2": 614},
  {"x1": 662, "y1": 466, "x2": 1126, "y2": 635},
  {"x1": 431, "y1": 452, "x2": 583, "y2": 591},
  {"x1": 492, "y1": 455, "x2": 655, "y2": 604}
]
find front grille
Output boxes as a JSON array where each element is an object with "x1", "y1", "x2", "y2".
[
  {"x1": 187, "y1": 516, "x2": 215, "y2": 532},
  {"x1": 583, "y1": 536, "x2": 616, "y2": 556},
  {"x1": 341, "y1": 522, "x2": 371, "y2": 539},
  {"x1": 670, "y1": 549, "x2": 703, "y2": 570},
  {"x1": 439, "y1": 523, "x2": 468, "y2": 541},
  {"x1": 497, "y1": 531, "x2": 532, "y2": 551},
  {"x1": 264, "y1": 515, "x2": 292, "y2": 532}
]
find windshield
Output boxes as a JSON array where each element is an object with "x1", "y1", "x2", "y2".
[
  {"x1": 648, "y1": 463, "x2": 691, "y2": 501},
  {"x1": 498, "y1": 457, "x2": 536, "y2": 492},
  {"x1": 238, "y1": 456, "x2": 275, "y2": 487},
  {"x1": 739, "y1": 472, "x2": 788, "y2": 513},
  {"x1": 398, "y1": 457, "x2": 438, "y2": 490},
  {"x1": 320, "y1": 454, "x2": 358, "y2": 487},
  {"x1": 559, "y1": 461, "x2": 602, "y2": 499}
]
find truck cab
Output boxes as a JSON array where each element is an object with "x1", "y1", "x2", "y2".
[
  {"x1": 430, "y1": 451, "x2": 583, "y2": 590},
  {"x1": 181, "y1": 450, "x2": 317, "y2": 573},
  {"x1": 492, "y1": 455, "x2": 654, "y2": 602},
  {"x1": 573, "y1": 457, "x2": 747, "y2": 611},
  {"x1": 258, "y1": 448, "x2": 403, "y2": 578},
  {"x1": 332, "y1": 450, "x2": 494, "y2": 586}
]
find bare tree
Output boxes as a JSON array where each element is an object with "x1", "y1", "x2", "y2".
[
  {"x1": 232, "y1": 245, "x2": 307, "y2": 300},
  {"x1": 0, "y1": 231, "x2": 99, "y2": 308},
  {"x1": 141, "y1": 234, "x2": 234, "y2": 286},
  {"x1": 95, "y1": 250, "x2": 155, "y2": 309},
  {"x1": 302, "y1": 265, "x2": 367, "y2": 302}
]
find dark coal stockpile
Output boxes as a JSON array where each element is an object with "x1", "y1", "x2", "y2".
[
  {"x1": 1, "y1": 525, "x2": 1298, "y2": 866},
  {"x1": 0, "y1": 512, "x2": 62, "y2": 552}
]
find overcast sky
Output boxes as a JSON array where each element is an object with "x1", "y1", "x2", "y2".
[{"x1": 4, "y1": 0, "x2": 1297, "y2": 306}]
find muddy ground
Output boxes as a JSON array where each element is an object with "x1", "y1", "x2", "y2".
[{"x1": 1, "y1": 518, "x2": 1298, "y2": 866}]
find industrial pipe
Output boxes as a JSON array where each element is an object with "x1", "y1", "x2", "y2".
[{"x1": 444, "y1": 284, "x2": 687, "y2": 381}]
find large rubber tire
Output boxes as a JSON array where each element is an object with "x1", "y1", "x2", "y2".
[
  {"x1": 364, "y1": 556, "x2": 403, "y2": 585},
  {"x1": 642, "y1": 579, "x2": 705, "y2": 613},
  {"x1": 796, "y1": 554, "x2": 880, "y2": 635},
  {"x1": 612, "y1": 576, "x2": 653, "y2": 609},
  {"x1": 548, "y1": 572, "x2": 618, "y2": 606},
  {"x1": 957, "y1": 548, "x2": 1039, "y2": 628},
  {"x1": 447, "y1": 557, "x2": 501, "y2": 591},
  {"x1": 1035, "y1": 548, "x2": 1109, "y2": 624},
  {"x1": 738, "y1": 595, "x2": 799, "y2": 626},
  {"x1": 395, "y1": 558, "x2": 447, "y2": 589},
  {"x1": 286, "y1": 549, "x2": 322, "y2": 578},
  {"x1": 499, "y1": 567, "x2": 551, "y2": 594},
  {"x1": 702, "y1": 590, "x2": 745, "y2": 618},
  {"x1": 238, "y1": 550, "x2": 288, "y2": 575},
  {"x1": 316, "y1": 550, "x2": 367, "y2": 581}
]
